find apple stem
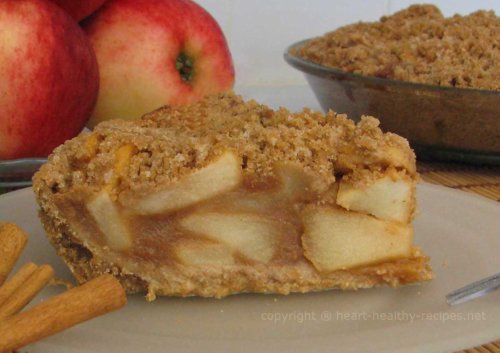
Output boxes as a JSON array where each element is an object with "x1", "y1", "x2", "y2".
[{"x1": 176, "y1": 53, "x2": 194, "y2": 83}]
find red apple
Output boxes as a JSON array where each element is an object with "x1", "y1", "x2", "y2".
[
  {"x1": 83, "y1": 0, "x2": 234, "y2": 128},
  {"x1": 0, "y1": 0, "x2": 99, "y2": 159},
  {"x1": 48, "y1": 0, "x2": 108, "y2": 22}
]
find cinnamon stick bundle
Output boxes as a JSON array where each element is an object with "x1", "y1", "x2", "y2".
[
  {"x1": 0, "y1": 262, "x2": 38, "y2": 307},
  {"x1": 0, "y1": 223, "x2": 28, "y2": 285},
  {"x1": 0, "y1": 264, "x2": 54, "y2": 320},
  {"x1": 0, "y1": 274, "x2": 127, "y2": 352}
]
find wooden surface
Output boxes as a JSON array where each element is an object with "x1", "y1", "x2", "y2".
[
  {"x1": 454, "y1": 339, "x2": 500, "y2": 353},
  {"x1": 418, "y1": 161, "x2": 500, "y2": 202}
]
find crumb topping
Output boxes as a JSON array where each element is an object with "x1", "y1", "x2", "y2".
[
  {"x1": 35, "y1": 92, "x2": 415, "y2": 194},
  {"x1": 293, "y1": 4, "x2": 500, "y2": 90}
]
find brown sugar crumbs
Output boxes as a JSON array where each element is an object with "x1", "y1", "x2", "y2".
[
  {"x1": 293, "y1": 4, "x2": 500, "y2": 90},
  {"x1": 37, "y1": 92, "x2": 415, "y2": 196}
]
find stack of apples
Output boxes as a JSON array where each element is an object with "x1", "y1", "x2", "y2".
[{"x1": 0, "y1": 0, "x2": 234, "y2": 160}]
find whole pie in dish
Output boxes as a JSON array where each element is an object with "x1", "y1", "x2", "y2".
[
  {"x1": 33, "y1": 92, "x2": 432, "y2": 299},
  {"x1": 293, "y1": 4, "x2": 499, "y2": 91}
]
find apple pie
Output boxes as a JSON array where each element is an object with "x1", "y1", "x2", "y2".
[
  {"x1": 33, "y1": 92, "x2": 432, "y2": 299},
  {"x1": 293, "y1": 5, "x2": 499, "y2": 90}
]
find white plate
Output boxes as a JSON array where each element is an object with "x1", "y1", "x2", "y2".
[{"x1": 0, "y1": 184, "x2": 499, "y2": 353}]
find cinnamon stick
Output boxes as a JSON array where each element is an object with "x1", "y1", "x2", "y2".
[
  {"x1": 0, "y1": 262, "x2": 38, "y2": 307},
  {"x1": 0, "y1": 274, "x2": 127, "y2": 352},
  {"x1": 0, "y1": 264, "x2": 54, "y2": 320},
  {"x1": 0, "y1": 223, "x2": 28, "y2": 285}
]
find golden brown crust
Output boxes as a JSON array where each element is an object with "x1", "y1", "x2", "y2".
[{"x1": 294, "y1": 5, "x2": 499, "y2": 90}]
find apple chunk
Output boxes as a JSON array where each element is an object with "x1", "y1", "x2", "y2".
[
  {"x1": 179, "y1": 212, "x2": 277, "y2": 263},
  {"x1": 336, "y1": 175, "x2": 414, "y2": 223},
  {"x1": 175, "y1": 241, "x2": 235, "y2": 266},
  {"x1": 302, "y1": 206, "x2": 412, "y2": 272},
  {"x1": 87, "y1": 192, "x2": 132, "y2": 251},
  {"x1": 275, "y1": 163, "x2": 312, "y2": 200},
  {"x1": 131, "y1": 151, "x2": 242, "y2": 214}
]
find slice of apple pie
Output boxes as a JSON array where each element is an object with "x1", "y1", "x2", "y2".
[{"x1": 33, "y1": 92, "x2": 432, "y2": 299}]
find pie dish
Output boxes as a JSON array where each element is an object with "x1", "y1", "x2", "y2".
[
  {"x1": 32, "y1": 92, "x2": 432, "y2": 299},
  {"x1": 284, "y1": 4, "x2": 500, "y2": 162}
]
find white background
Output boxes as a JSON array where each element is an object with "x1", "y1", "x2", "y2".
[{"x1": 195, "y1": 0, "x2": 499, "y2": 110}]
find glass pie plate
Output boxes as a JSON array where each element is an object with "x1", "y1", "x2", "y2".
[
  {"x1": 0, "y1": 158, "x2": 47, "y2": 193},
  {"x1": 284, "y1": 40, "x2": 500, "y2": 165}
]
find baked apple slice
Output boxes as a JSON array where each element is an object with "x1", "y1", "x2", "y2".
[
  {"x1": 131, "y1": 151, "x2": 242, "y2": 214},
  {"x1": 336, "y1": 172, "x2": 414, "y2": 223},
  {"x1": 179, "y1": 212, "x2": 278, "y2": 263},
  {"x1": 86, "y1": 192, "x2": 132, "y2": 251},
  {"x1": 302, "y1": 206, "x2": 413, "y2": 272}
]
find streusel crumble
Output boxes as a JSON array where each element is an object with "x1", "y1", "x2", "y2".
[{"x1": 294, "y1": 4, "x2": 499, "y2": 90}]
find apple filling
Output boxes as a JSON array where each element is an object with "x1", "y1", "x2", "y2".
[{"x1": 53, "y1": 149, "x2": 418, "y2": 278}]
